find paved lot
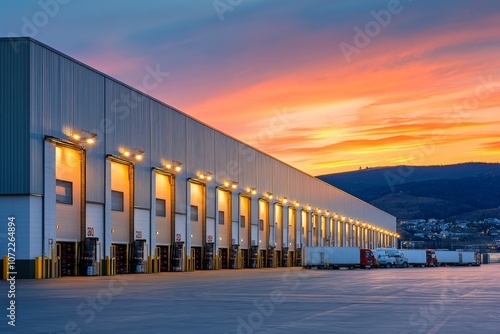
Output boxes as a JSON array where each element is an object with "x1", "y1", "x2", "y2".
[{"x1": 1, "y1": 265, "x2": 499, "y2": 334}]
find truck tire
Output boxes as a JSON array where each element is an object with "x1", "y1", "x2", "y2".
[
  {"x1": 403, "y1": 262, "x2": 409, "y2": 268},
  {"x1": 348, "y1": 265, "x2": 355, "y2": 270},
  {"x1": 386, "y1": 263, "x2": 391, "y2": 268}
]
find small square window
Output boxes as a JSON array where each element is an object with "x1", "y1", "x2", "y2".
[
  {"x1": 190, "y1": 205, "x2": 199, "y2": 222},
  {"x1": 218, "y1": 210, "x2": 225, "y2": 225},
  {"x1": 260, "y1": 219, "x2": 264, "y2": 231},
  {"x1": 156, "y1": 198, "x2": 166, "y2": 217},
  {"x1": 111, "y1": 191, "x2": 124, "y2": 212},
  {"x1": 240, "y1": 215, "x2": 246, "y2": 228},
  {"x1": 56, "y1": 179, "x2": 72, "y2": 205}
]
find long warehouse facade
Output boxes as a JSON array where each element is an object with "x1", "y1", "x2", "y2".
[{"x1": 0, "y1": 38, "x2": 397, "y2": 279}]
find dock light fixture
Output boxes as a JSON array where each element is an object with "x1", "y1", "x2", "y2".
[
  {"x1": 166, "y1": 161, "x2": 183, "y2": 172},
  {"x1": 306, "y1": 205, "x2": 312, "y2": 211},
  {"x1": 316, "y1": 208, "x2": 322, "y2": 214},
  {"x1": 282, "y1": 197, "x2": 288, "y2": 204},
  {"x1": 294, "y1": 201, "x2": 300, "y2": 207},
  {"x1": 70, "y1": 129, "x2": 97, "y2": 145},
  {"x1": 246, "y1": 187, "x2": 257, "y2": 195},
  {"x1": 264, "y1": 192, "x2": 273, "y2": 200},
  {"x1": 198, "y1": 171, "x2": 213, "y2": 182},
  {"x1": 325, "y1": 210, "x2": 330, "y2": 216},
  {"x1": 223, "y1": 180, "x2": 238, "y2": 190},
  {"x1": 121, "y1": 148, "x2": 144, "y2": 161}
]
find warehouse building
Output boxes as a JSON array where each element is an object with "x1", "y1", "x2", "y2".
[{"x1": 0, "y1": 38, "x2": 397, "y2": 279}]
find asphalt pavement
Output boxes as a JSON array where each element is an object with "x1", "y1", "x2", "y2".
[{"x1": 1, "y1": 264, "x2": 499, "y2": 334}]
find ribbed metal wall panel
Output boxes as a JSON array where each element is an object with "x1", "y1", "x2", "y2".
[
  {"x1": 256, "y1": 153, "x2": 273, "y2": 196},
  {"x1": 29, "y1": 43, "x2": 106, "y2": 198},
  {"x1": 104, "y1": 78, "x2": 151, "y2": 208},
  {"x1": 214, "y1": 132, "x2": 240, "y2": 184},
  {"x1": 238, "y1": 142, "x2": 257, "y2": 190},
  {"x1": 186, "y1": 119, "x2": 215, "y2": 178},
  {"x1": 0, "y1": 39, "x2": 30, "y2": 194},
  {"x1": 150, "y1": 100, "x2": 173, "y2": 167},
  {"x1": 170, "y1": 111, "x2": 187, "y2": 213}
]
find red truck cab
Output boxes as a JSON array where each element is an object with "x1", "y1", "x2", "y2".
[
  {"x1": 426, "y1": 249, "x2": 438, "y2": 267},
  {"x1": 360, "y1": 248, "x2": 377, "y2": 269}
]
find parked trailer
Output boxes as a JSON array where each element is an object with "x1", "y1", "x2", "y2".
[
  {"x1": 398, "y1": 249, "x2": 438, "y2": 267},
  {"x1": 399, "y1": 249, "x2": 426, "y2": 267},
  {"x1": 435, "y1": 250, "x2": 460, "y2": 266},
  {"x1": 460, "y1": 251, "x2": 481, "y2": 266},
  {"x1": 435, "y1": 250, "x2": 481, "y2": 266},
  {"x1": 303, "y1": 247, "x2": 375, "y2": 269}
]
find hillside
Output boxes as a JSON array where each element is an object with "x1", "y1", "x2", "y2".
[{"x1": 317, "y1": 163, "x2": 500, "y2": 220}]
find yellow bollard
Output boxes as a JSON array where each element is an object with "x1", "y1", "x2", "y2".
[
  {"x1": 148, "y1": 255, "x2": 152, "y2": 274},
  {"x1": 35, "y1": 257, "x2": 42, "y2": 279},
  {"x1": 3, "y1": 255, "x2": 8, "y2": 280}
]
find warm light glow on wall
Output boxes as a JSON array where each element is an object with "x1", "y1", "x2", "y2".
[
  {"x1": 120, "y1": 148, "x2": 144, "y2": 161},
  {"x1": 246, "y1": 187, "x2": 257, "y2": 195},
  {"x1": 165, "y1": 160, "x2": 183, "y2": 172},
  {"x1": 294, "y1": 201, "x2": 300, "y2": 207},
  {"x1": 198, "y1": 171, "x2": 213, "y2": 182},
  {"x1": 69, "y1": 129, "x2": 97, "y2": 146},
  {"x1": 223, "y1": 180, "x2": 238, "y2": 190},
  {"x1": 282, "y1": 197, "x2": 288, "y2": 204},
  {"x1": 264, "y1": 192, "x2": 273, "y2": 200}
]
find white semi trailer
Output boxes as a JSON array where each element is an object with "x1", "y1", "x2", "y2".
[
  {"x1": 303, "y1": 247, "x2": 375, "y2": 269},
  {"x1": 435, "y1": 250, "x2": 480, "y2": 266},
  {"x1": 399, "y1": 249, "x2": 427, "y2": 267}
]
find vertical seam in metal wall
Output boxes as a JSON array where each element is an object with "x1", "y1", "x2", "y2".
[
  {"x1": 103, "y1": 79, "x2": 106, "y2": 259},
  {"x1": 81, "y1": 149, "x2": 86, "y2": 245}
]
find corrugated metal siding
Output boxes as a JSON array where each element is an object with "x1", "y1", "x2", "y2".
[
  {"x1": 214, "y1": 133, "x2": 240, "y2": 185},
  {"x1": 0, "y1": 39, "x2": 30, "y2": 194},
  {"x1": 186, "y1": 119, "x2": 215, "y2": 178},
  {"x1": 150, "y1": 100, "x2": 173, "y2": 167},
  {"x1": 105, "y1": 79, "x2": 151, "y2": 208},
  {"x1": 238, "y1": 142, "x2": 257, "y2": 191}
]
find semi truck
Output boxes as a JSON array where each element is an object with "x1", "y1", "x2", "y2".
[
  {"x1": 400, "y1": 249, "x2": 438, "y2": 267},
  {"x1": 303, "y1": 247, "x2": 376, "y2": 269},
  {"x1": 435, "y1": 250, "x2": 481, "y2": 266}
]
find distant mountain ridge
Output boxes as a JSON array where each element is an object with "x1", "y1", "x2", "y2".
[{"x1": 317, "y1": 163, "x2": 500, "y2": 220}]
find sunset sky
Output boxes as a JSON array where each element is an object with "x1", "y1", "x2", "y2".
[{"x1": 2, "y1": 0, "x2": 500, "y2": 175}]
